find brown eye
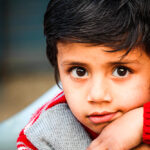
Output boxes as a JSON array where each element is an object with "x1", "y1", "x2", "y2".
[
  {"x1": 71, "y1": 67, "x2": 88, "y2": 78},
  {"x1": 113, "y1": 66, "x2": 129, "y2": 77}
]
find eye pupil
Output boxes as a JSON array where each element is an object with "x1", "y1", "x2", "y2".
[
  {"x1": 117, "y1": 66, "x2": 127, "y2": 76},
  {"x1": 76, "y1": 67, "x2": 86, "y2": 76}
]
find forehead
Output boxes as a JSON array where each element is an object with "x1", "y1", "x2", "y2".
[{"x1": 57, "y1": 42, "x2": 147, "y2": 63}]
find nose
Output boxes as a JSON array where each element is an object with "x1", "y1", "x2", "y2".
[{"x1": 88, "y1": 75, "x2": 112, "y2": 103}]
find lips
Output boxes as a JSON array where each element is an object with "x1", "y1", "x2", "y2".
[{"x1": 88, "y1": 111, "x2": 117, "y2": 124}]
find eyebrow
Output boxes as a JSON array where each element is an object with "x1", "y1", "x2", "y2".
[
  {"x1": 61, "y1": 59, "x2": 140, "y2": 66},
  {"x1": 108, "y1": 59, "x2": 140, "y2": 65},
  {"x1": 61, "y1": 61, "x2": 87, "y2": 66}
]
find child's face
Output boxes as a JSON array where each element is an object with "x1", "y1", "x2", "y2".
[{"x1": 57, "y1": 42, "x2": 150, "y2": 134}]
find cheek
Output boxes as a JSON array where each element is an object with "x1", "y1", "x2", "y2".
[
  {"x1": 114, "y1": 80, "x2": 150, "y2": 111},
  {"x1": 61, "y1": 79, "x2": 88, "y2": 121},
  {"x1": 64, "y1": 91, "x2": 86, "y2": 123},
  {"x1": 62, "y1": 80, "x2": 83, "y2": 107},
  {"x1": 60, "y1": 72, "x2": 88, "y2": 102},
  {"x1": 63, "y1": 87, "x2": 86, "y2": 111}
]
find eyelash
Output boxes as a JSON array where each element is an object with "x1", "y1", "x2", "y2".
[
  {"x1": 67, "y1": 66, "x2": 80, "y2": 73},
  {"x1": 113, "y1": 65, "x2": 133, "y2": 73}
]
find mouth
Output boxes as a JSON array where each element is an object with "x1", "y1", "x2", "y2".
[{"x1": 88, "y1": 111, "x2": 117, "y2": 124}]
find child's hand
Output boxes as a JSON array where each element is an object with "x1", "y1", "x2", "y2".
[{"x1": 87, "y1": 107, "x2": 143, "y2": 150}]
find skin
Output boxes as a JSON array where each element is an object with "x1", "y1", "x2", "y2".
[{"x1": 57, "y1": 42, "x2": 150, "y2": 148}]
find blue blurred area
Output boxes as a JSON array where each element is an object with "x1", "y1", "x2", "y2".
[{"x1": 0, "y1": 0, "x2": 51, "y2": 74}]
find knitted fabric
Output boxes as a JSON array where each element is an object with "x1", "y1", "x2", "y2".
[
  {"x1": 17, "y1": 91, "x2": 92, "y2": 150},
  {"x1": 143, "y1": 102, "x2": 150, "y2": 144}
]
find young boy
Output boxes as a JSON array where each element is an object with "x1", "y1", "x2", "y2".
[{"x1": 17, "y1": 0, "x2": 150, "y2": 149}]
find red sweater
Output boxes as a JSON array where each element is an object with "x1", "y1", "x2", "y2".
[{"x1": 143, "y1": 102, "x2": 150, "y2": 144}]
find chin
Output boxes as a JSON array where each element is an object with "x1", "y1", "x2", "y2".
[{"x1": 90, "y1": 123, "x2": 108, "y2": 134}]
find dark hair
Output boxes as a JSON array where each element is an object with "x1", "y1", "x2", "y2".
[{"x1": 44, "y1": 0, "x2": 150, "y2": 85}]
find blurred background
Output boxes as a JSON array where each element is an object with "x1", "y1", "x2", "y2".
[{"x1": 0, "y1": 0, "x2": 56, "y2": 122}]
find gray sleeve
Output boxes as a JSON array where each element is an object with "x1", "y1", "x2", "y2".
[{"x1": 25, "y1": 103, "x2": 92, "y2": 150}]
